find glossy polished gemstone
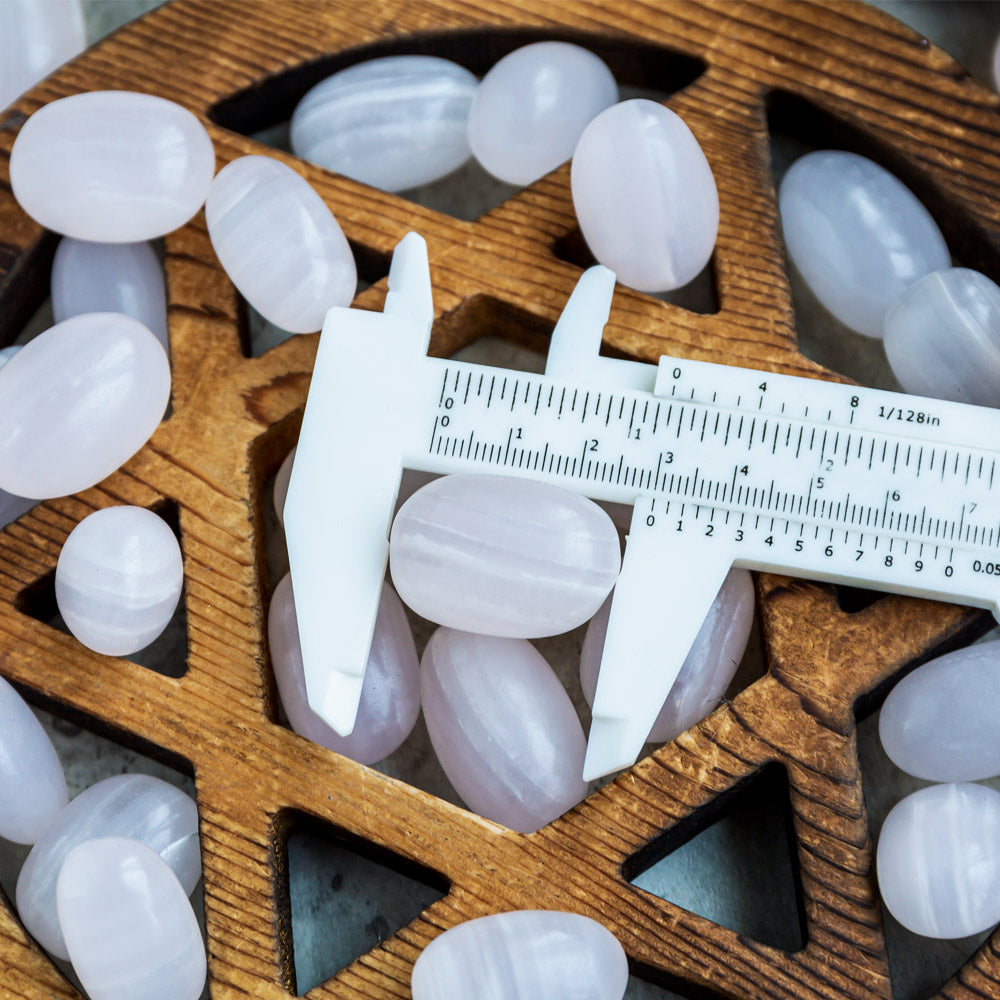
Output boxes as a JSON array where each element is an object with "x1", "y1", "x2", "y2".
[
  {"x1": 10, "y1": 91, "x2": 215, "y2": 241},
  {"x1": 421, "y1": 627, "x2": 587, "y2": 832},
  {"x1": 411, "y1": 910, "x2": 628, "y2": 1000},
  {"x1": 0, "y1": 313, "x2": 169, "y2": 500},
  {"x1": 580, "y1": 568, "x2": 754, "y2": 744},
  {"x1": 877, "y1": 783, "x2": 1000, "y2": 938},
  {"x1": 269, "y1": 575, "x2": 420, "y2": 764},
  {"x1": 206, "y1": 155, "x2": 356, "y2": 333},
  {"x1": 57, "y1": 838, "x2": 206, "y2": 1000},
  {"x1": 469, "y1": 42, "x2": 617, "y2": 185},
  {"x1": 390, "y1": 475, "x2": 620, "y2": 638},
  {"x1": 571, "y1": 99, "x2": 718, "y2": 292},
  {"x1": 0, "y1": 0, "x2": 85, "y2": 110},
  {"x1": 56, "y1": 506, "x2": 184, "y2": 656},
  {"x1": 52, "y1": 238, "x2": 168, "y2": 349},
  {"x1": 879, "y1": 641, "x2": 1000, "y2": 781},
  {"x1": 16, "y1": 773, "x2": 200, "y2": 960},
  {"x1": 0, "y1": 676, "x2": 67, "y2": 844},
  {"x1": 290, "y1": 55, "x2": 477, "y2": 192},
  {"x1": 884, "y1": 268, "x2": 1000, "y2": 405},
  {"x1": 779, "y1": 150, "x2": 950, "y2": 338}
]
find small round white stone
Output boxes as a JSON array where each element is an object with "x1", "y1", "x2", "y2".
[
  {"x1": 0, "y1": 312, "x2": 170, "y2": 500},
  {"x1": 778, "y1": 150, "x2": 950, "y2": 338},
  {"x1": 10, "y1": 91, "x2": 215, "y2": 242},
  {"x1": 52, "y1": 238, "x2": 168, "y2": 350},
  {"x1": 57, "y1": 837, "x2": 206, "y2": 1000},
  {"x1": 55, "y1": 506, "x2": 183, "y2": 657},
  {"x1": 206, "y1": 155, "x2": 357, "y2": 333},
  {"x1": 16, "y1": 772, "x2": 200, "y2": 961},
  {"x1": 877, "y1": 783, "x2": 1000, "y2": 939},
  {"x1": 469, "y1": 42, "x2": 617, "y2": 185},
  {"x1": 571, "y1": 99, "x2": 719, "y2": 292},
  {"x1": 0, "y1": 675, "x2": 67, "y2": 844},
  {"x1": 291, "y1": 55, "x2": 478, "y2": 192},
  {"x1": 411, "y1": 910, "x2": 628, "y2": 1000},
  {"x1": 884, "y1": 267, "x2": 1000, "y2": 405}
]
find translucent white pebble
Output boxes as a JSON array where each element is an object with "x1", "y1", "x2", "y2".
[
  {"x1": 468, "y1": 41, "x2": 617, "y2": 185},
  {"x1": 0, "y1": 675, "x2": 67, "y2": 844},
  {"x1": 571, "y1": 99, "x2": 719, "y2": 292},
  {"x1": 269, "y1": 574, "x2": 419, "y2": 764},
  {"x1": 56, "y1": 506, "x2": 184, "y2": 656},
  {"x1": 0, "y1": 0, "x2": 85, "y2": 110},
  {"x1": 421, "y1": 627, "x2": 588, "y2": 832},
  {"x1": 411, "y1": 910, "x2": 628, "y2": 1000},
  {"x1": 17, "y1": 772, "x2": 200, "y2": 960},
  {"x1": 879, "y1": 641, "x2": 1000, "y2": 781},
  {"x1": 778, "y1": 150, "x2": 950, "y2": 338},
  {"x1": 10, "y1": 91, "x2": 215, "y2": 242},
  {"x1": 57, "y1": 837, "x2": 206, "y2": 1000},
  {"x1": 580, "y1": 568, "x2": 754, "y2": 744},
  {"x1": 883, "y1": 268, "x2": 1000, "y2": 406},
  {"x1": 0, "y1": 312, "x2": 169, "y2": 500},
  {"x1": 877, "y1": 783, "x2": 1000, "y2": 938},
  {"x1": 206, "y1": 155, "x2": 356, "y2": 333},
  {"x1": 52, "y1": 238, "x2": 168, "y2": 350},
  {"x1": 390, "y1": 474, "x2": 620, "y2": 638},
  {"x1": 290, "y1": 55, "x2": 477, "y2": 192}
]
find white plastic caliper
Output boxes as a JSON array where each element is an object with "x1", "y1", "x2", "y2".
[{"x1": 286, "y1": 232, "x2": 1000, "y2": 781}]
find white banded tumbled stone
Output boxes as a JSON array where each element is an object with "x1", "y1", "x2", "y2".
[
  {"x1": 411, "y1": 910, "x2": 628, "y2": 1000},
  {"x1": 10, "y1": 91, "x2": 215, "y2": 242},
  {"x1": 56, "y1": 506, "x2": 183, "y2": 656},
  {"x1": 879, "y1": 641, "x2": 1000, "y2": 781},
  {"x1": 52, "y1": 238, "x2": 168, "y2": 349},
  {"x1": 884, "y1": 268, "x2": 1000, "y2": 406},
  {"x1": 571, "y1": 99, "x2": 718, "y2": 292},
  {"x1": 877, "y1": 783, "x2": 1000, "y2": 938},
  {"x1": 469, "y1": 42, "x2": 617, "y2": 185},
  {"x1": 206, "y1": 155, "x2": 356, "y2": 333},
  {"x1": 390, "y1": 474, "x2": 620, "y2": 637},
  {"x1": 0, "y1": 312, "x2": 169, "y2": 500},
  {"x1": 581, "y1": 568, "x2": 754, "y2": 744},
  {"x1": 0, "y1": 675, "x2": 67, "y2": 844},
  {"x1": 290, "y1": 56, "x2": 477, "y2": 192},
  {"x1": 421, "y1": 627, "x2": 587, "y2": 832},
  {"x1": 779, "y1": 150, "x2": 950, "y2": 338},
  {"x1": 269, "y1": 574, "x2": 419, "y2": 764},
  {"x1": 57, "y1": 837, "x2": 205, "y2": 1000},
  {"x1": 16, "y1": 772, "x2": 200, "y2": 960}
]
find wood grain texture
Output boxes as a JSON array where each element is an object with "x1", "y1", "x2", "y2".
[{"x1": 0, "y1": 2, "x2": 998, "y2": 998}]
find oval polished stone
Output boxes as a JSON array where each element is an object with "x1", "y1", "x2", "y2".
[
  {"x1": 390, "y1": 475, "x2": 620, "y2": 638},
  {"x1": 879, "y1": 641, "x2": 1000, "y2": 781},
  {"x1": 0, "y1": 675, "x2": 67, "y2": 844},
  {"x1": 269, "y1": 574, "x2": 420, "y2": 764},
  {"x1": 877, "y1": 783, "x2": 1000, "y2": 938},
  {"x1": 10, "y1": 91, "x2": 215, "y2": 242},
  {"x1": 57, "y1": 837, "x2": 205, "y2": 1000},
  {"x1": 884, "y1": 268, "x2": 1000, "y2": 405},
  {"x1": 206, "y1": 155, "x2": 356, "y2": 333},
  {"x1": 16, "y1": 773, "x2": 200, "y2": 960},
  {"x1": 412, "y1": 910, "x2": 628, "y2": 1000},
  {"x1": 56, "y1": 506, "x2": 184, "y2": 656},
  {"x1": 422, "y1": 627, "x2": 587, "y2": 832},
  {"x1": 779, "y1": 151, "x2": 950, "y2": 338},
  {"x1": 571, "y1": 99, "x2": 719, "y2": 292},
  {"x1": 469, "y1": 42, "x2": 617, "y2": 185},
  {"x1": 52, "y1": 238, "x2": 168, "y2": 349},
  {"x1": 0, "y1": 312, "x2": 170, "y2": 500},
  {"x1": 580, "y1": 568, "x2": 754, "y2": 744},
  {"x1": 290, "y1": 56, "x2": 477, "y2": 192}
]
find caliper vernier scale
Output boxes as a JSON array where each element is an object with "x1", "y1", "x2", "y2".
[{"x1": 285, "y1": 232, "x2": 1000, "y2": 782}]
